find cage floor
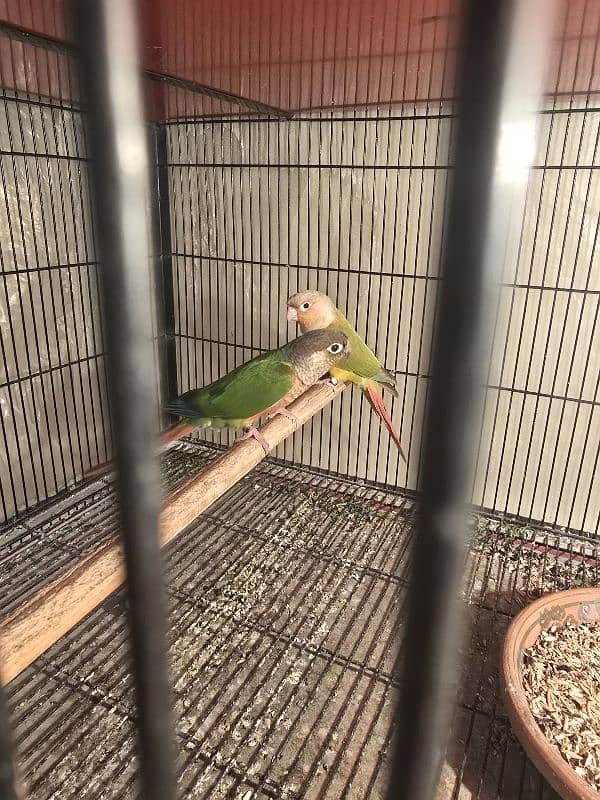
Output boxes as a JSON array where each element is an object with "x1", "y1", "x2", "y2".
[{"x1": 3, "y1": 442, "x2": 600, "y2": 799}]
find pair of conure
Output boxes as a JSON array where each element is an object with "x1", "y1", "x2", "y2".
[
  {"x1": 287, "y1": 291, "x2": 406, "y2": 462},
  {"x1": 161, "y1": 291, "x2": 406, "y2": 460}
]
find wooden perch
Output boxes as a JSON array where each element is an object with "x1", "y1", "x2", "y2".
[{"x1": 0, "y1": 382, "x2": 345, "y2": 686}]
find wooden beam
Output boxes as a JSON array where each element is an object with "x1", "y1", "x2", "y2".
[{"x1": 0, "y1": 382, "x2": 345, "y2": 685}]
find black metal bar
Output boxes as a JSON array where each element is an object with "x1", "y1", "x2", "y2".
[
  {"x1": 159, "y1": 106, "x2": 600, "y2": 125},
  {"x1": 169, "y1": 160, "x2": 452, "y2": 169},
  {"x1": 151, "y1": 125, "x2": 178, "y2": 425},
  {"x1": 144, "y1": 68, "x2": 294, "y2": 120},
  {"x1": 0, "y1": 149, "x2": 89, "y2": 161},
  {"x1": 0, "y1": 682, "x2": 19, "y2": 800},
  {"x1": 168, "y1": 160, "x2": 597, "y2": 170},
  {"x1": 70, "y1": 3, "x2": 176, "y2": 800},
  {"x1": 387, "y1": 1, "x2": 557, "y2": 799},
  {"x1": 163, "y1": 252, "x2": 600, "y2": 294}
]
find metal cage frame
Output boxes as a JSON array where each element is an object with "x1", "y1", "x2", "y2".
[{"x1": 0, "y1": 0, "x2": 585, "y2": 798}]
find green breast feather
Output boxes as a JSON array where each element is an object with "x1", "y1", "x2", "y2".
[
  {"x1": 165, "y1": 351, "x2": 295, "y2": 425},
  {"x1": 327, "y1": 314, "x2": 381, "y2": 379}
]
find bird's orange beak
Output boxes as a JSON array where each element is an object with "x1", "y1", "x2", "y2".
[{"x1": 287, "y1": 305, "x2": 298, "y2": 323}]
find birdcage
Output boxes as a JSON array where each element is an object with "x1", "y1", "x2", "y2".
[{"x1": 0, "y1": 0, "x2": 598, "y2": 798}]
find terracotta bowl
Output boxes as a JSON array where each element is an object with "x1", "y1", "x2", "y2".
[{"x1": 501, "y1": 587, "x2": 600, "y2": 800}]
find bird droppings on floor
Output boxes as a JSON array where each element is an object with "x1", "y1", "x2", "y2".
[{"x1": 3, "y1": 441, "x2": 599, "y2": 798}]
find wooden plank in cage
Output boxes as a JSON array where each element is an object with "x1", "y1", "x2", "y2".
[{"x1": 0, "y1": 382, "x2": 345, "y2": 686}]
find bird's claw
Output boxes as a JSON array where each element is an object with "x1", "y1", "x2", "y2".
[
  {"x1": 318, "y1": 376, "x2": 338, "y2": 393},
  {"x1": 237, "y1": 426, "x2": 271, "y2": 455}
]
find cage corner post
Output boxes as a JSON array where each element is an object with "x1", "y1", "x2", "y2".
[
  {"x1": 386, "y1": 0, "x2": 559, "y2": 798},
  {"x1": 151, "y1": 122, "x2": 178, "y2": 427},
  {"x1": 70, "y1": 1, "x2": 177, "y2": 799}
]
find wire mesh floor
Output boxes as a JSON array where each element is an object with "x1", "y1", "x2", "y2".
[{"x1": 3, "y1": 441, "x2": 600, "y2": 799}]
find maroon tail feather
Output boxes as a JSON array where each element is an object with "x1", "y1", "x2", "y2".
[
  {"x1": 364, "y1": 383, "x2": 407, "y2": 463},
  {"x1": 159, "y1": 421, "x2": 196, "y2": 448}
]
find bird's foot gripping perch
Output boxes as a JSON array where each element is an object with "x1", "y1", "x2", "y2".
[
  {"x1": 237, "y1": 425, "x2": 271, "y2": 455},
  {"x1": 266, "y1": 408, "x2": 301, "y2": 430},
  {"x1": 318, "y1": 375, "x2": 338, "y2": 393}
]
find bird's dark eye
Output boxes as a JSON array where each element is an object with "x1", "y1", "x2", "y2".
[
  {"x1": 328, "y1": 342, "x2": 343, "y2": 354},
  {"x1": 300, "y1": 302, "x2": 310, "y2": 311}
]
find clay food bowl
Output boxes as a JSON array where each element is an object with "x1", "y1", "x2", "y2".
[{"x1": 502, "y1": 588, "x2": 600, "y2": 800}]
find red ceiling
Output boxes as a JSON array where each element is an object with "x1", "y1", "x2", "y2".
[
  {"x1": 144, "y1": 0, "x2": 460, "y2": 118},
  {"x1": 0, "y1": 0, "x2": 598, "y2": 120}
]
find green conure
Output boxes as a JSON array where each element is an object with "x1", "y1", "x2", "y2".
[
  {"x1": 160, "y1": 329, "x2": 350, "y2": 453},
  {"x1": 287, "y1": 290, "x2": 407, "y2": 463}
]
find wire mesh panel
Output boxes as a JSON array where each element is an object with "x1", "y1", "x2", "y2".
[
  {"x1": 158, "y1": 0, "x2": 459, "y2": 493},
  {"x1": 0, "y1": 0, "x2": 597, "y2": 539},
  {"x1": 158, "y1": 0, "x2": 600, "y2": 538},
  {"x1": 472, "y1": 1, "x2": 600, "y2": 538},
  {"x1": 0, "y1": 29, "x2": 113, "y2": 523},
  {"x1": 0, "y1": 19, "x2": 169, "y2": 525}
]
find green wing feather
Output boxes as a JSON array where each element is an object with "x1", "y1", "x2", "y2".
[{"x1": 165, "y1": 350, "x2": 295, "y2": 426}]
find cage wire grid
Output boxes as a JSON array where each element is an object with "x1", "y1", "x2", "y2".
[
  {"x1": 0, "y1": 0, "x2": 598, "y2": 534},
  {"x1": 0, "y1": 23, "x2": 112, "y2": 522},
  {"x1": 160, "y1": 0, "x2": 600, "y2": 537},
  {"x1": 2, "y1": 441, "x2": 599, "y2": 799},
  {"x1": 0, "y1": 0, "x2": 599, "y2": 798}
]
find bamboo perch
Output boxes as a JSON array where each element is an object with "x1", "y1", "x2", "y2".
[{"x1": 0, "y1": 382, "x2": 345, "y2": 686}]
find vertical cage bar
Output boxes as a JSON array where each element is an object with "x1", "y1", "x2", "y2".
[
  {"x1": 152, "y1": 124, "x2": 178, "y2": 424},
  {"x1": 0, "y1": 681, "x2": 19, "y2": 800},
  {"x1": 71, "y1": 2, "x2": 176, "y2": 800},
  {"x1": 387, "y1": 1, "x2": 557, "y2": 798}
]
